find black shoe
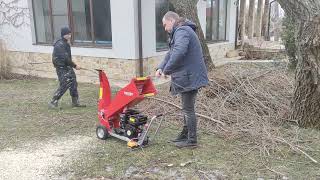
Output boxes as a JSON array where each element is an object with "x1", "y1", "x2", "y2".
[
  {"x1": 72, "y1": 97, "x2": 86, "y2": 108},
  {"x1": 170, "y1": 127, "x2": 188, "y2": 143},
  {"x1": 170, "y1": 134, "x2": 188, "y2": 143},
  {"x1": 174, "y1": 140, "x2": 197, "y2": 148},
  {"x1": 48, "y1": 100, "x2": 58, "y2": 109},
  {"x1": 72, "y1": 103, "x2": 86, "y2": 108}
]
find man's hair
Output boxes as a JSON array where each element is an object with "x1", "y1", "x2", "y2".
[{"x1": 163, "y1": 11, "x2": 180, "y2": 21}]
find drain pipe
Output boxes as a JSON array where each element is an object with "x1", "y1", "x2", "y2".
[
  {"x1": 137, "y1": 0, "x2": 143, "y2": 77},
  {"x1": 234, "y1": 0, "x2": 240, "y2": 49}
]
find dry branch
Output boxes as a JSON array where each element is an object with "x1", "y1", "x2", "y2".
[{"x1": 148, "y1": 97, "x2": 226, "y2": 126}]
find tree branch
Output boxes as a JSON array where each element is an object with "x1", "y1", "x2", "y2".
[{"x1": 148, "y1": 97, "x2": 226, "y2": 126}]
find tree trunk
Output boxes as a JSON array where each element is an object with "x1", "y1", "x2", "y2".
[
  {"x1": 171, "y1": 0, "x2": 214, "y2": 70},
  {"x1": 239, "y1": 0, "x2": 246, "y2": 41},
  {"x1": 261, "y1": 0, "x2": 269, "y2": 39},
  {"x1": 272, "y1": 2, "x2": 280, "y2": 41},
  {"x1": 247, "y1": 0, "x2": 255, "y2": 39},
  {"x1": 277, "y1": 0, "x2": 320, "y2": 129},
  {"x1": 254, "y1": 0, "x2": 263, "y2": 37}
]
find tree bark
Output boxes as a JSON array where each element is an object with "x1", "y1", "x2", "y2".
[
  {"x1": 239, "y1": 0, "x2": 247, "y2": 40},
  {"x1": 247, "y1": 0, "x2": 255, "y2": 39},
  {"x1": 171, "y1": 0, "x2": 214, "y2": 70},
  {"x1": 261, "y1": 0, "x2": 269, "y2": 39},
  {"x1": 277, "y1": 0, "x2": 320, "y2": 129},
  {"x1": 272, "y1": 2, "x2": 280, "y2": 41},
  {"x1": 254, "y1": 0, "x2": 264, "y2": 37}
]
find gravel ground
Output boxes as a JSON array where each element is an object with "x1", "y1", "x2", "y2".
[{"x1": 0, "y1": 135, "x2": 94, "y2": 180}]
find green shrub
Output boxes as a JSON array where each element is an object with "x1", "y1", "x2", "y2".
[{"x1": 281, "y1": 15, "x2": 297, "y2": 69}]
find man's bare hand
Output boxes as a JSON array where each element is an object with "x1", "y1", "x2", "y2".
[
  {"x1": 155, "y1": 69, "x2": 163, "y2": 78},
  {"x1": 75, "y1": 65, "x2": 81, "y2": 70}
]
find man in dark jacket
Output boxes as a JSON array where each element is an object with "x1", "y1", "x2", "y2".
[
  {"x1": 48, "y1": 27, "x2": 86, "y2": 108},
  {"x1": 156, "y1": 11, "x2": 209, "y2": 148}
]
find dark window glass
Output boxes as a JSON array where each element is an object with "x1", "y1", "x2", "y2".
[
  {"x1": 92, "y1": 0, "x2": 112, "y2": 45},
  {"x1": 32, "y1": 0, "x2": 112, "y2": 47},
  {"x1": 51, "y1": 0, "x2": 69, "y2": 41},
  {"x1": 206, "y1": 0, "x2": 228, "y2": 41},
  {"x1": 33, "y1": 0, "x2": 52, "y2": 43},
  {"x1": 71, "y1": 0, "x2": 92, "y2": 43},
  {"x1": 155, "y1": 0, "x2": 174, "y2": 50}
]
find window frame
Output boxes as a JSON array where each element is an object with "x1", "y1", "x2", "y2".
[
  {"x1": 155, "y1": 0, "x2": 173, "y2": 51},
  {"x1": 31, "y1": 0, "x2": 112, "y2": 48},
  {"x1": 155, "y1": 0, "x2": 229, "y2": 52},
  {"x1": 206, "y1": 0, "x2": 228, "y2": 43}
]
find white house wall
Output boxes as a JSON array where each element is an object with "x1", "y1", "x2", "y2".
[
  {"x1": 1, "y1": 0, "x2": 140, "y2": 59},
  {"x1": 0, "y1": 0, "x2": 238, "y2": 83},
  {"x1": 0, "y1": 0, "x2": 237, "y2": 59},
  {"x1": 111, "y1": 0, "x2": 138, "y2": 59},
  {"x1": 140, "y1": 0, "x2": 156, "y2": 58}
]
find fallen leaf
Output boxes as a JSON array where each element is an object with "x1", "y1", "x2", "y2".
[
  {"x1": 167, "y1": 164, "x2": 174, "y2": 167},
  {"x1": 180, "y1": 161, "x2": 192, "y2": 167}
]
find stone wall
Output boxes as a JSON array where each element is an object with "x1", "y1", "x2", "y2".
[
  {"x1": 208, "y1": 42, "x2": 235, "y2": 59},
  {"x1": 8, "y1": 51, "x2": 139, "y2": 85},
  {"x1": 7, "y1": 42, "x2": 234, "y2": 85}
]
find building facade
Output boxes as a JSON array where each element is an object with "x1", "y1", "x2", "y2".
[{"x1": 0, "y1": 0, "x2": 237, "y2": 83}]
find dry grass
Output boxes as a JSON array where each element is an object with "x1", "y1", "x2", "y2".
[{"x1": 1, "y1": 63, "x2": 319, "y2": 179}]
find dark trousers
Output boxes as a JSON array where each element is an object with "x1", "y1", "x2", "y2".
[
  {"x1": 181, "y1": 89, "x2": 198, "y2": 142},
  {"x1": 52, "y1": 67, "x2": 78, "y2": 101}
]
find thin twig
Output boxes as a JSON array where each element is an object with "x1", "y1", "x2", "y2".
[
  {"x1": 276, "y1": 137, "x2": 318, "y2": 164},
  {"x1": 197, "y1": 170, "x2": 211, "y2": 180},
  {"x1": 148, "y1": 97, "x2": 226, "y2": 126},
  {"x1": 265, "y1": 166, "x2": 285, "y2": 176}
]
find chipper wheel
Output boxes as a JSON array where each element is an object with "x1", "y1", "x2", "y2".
[{"x1": 96, "y1": 125, "x2": 109, "y2": 140}]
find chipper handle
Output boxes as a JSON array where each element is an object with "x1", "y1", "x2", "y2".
[{"x1": 137, "y1": 114, "x2": 164, "y2": 146}]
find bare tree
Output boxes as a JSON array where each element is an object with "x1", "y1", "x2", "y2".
[
  {"x1": 271, "y1": 2, "x2": 281, "y2": 41},
  {"x1": 261, "y1": 0, "x2": 270, "y2": 39},
  {"x1": 247, "y1": 0, "x2": 255, "y2": 39},
  {"x1": 170, "y1": 0, "x2": 214, "y2": 70},
  {"x1": 239, "y1": 0, "x2": 247, "y2": 41},
  {"x1": 277, "y1": 0, "x2": 320, "y2": 128},
  {"x1": 254, "y1": 0, "x2": 264, "y2": 37}
]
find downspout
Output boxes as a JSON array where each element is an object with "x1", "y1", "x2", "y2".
[
  {"x1": 235, "y1": 0, "x2": 239, "y2": 49},
  {"x1": 267, "y1": 0, "x2": 276, "y2": 41},
  {"x1": 138, "y1": 0, "x2": 143, "y2": 77}
]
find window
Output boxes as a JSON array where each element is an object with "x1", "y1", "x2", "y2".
[
  {"x1": 32, "y1": 0, "x2": 112, "y2": 46},
  {"x1": 155, "y1": 0, "x2": 174, "y2": 50},
  {"x1": 206, "y1": 0, "x2": 228, "y2": 41},
  {"x1": 32, "y1": 0, "x2": 52, "y2": 43}
]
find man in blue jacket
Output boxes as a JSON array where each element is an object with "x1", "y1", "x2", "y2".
[
  {"x1": 48, "y1": 27, "x2": 86, "y2": 109},
  {"x1": 156, "y1": 11, "x2": 209, "y2": 148}
]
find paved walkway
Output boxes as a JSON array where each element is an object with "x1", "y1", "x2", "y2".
[{"x1": 213, "y1": 56, "x2": 288, "y2": 67}]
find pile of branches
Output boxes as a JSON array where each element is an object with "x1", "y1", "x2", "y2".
[
  {"x1": 139, "y1": 63, "x2": 318, "y2": 163},
  {"x1": 200, "y1": 63, "x2": 294, "y2": 155}
]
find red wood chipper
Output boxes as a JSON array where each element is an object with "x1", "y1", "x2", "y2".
[{"x1": 96, "y1": 70, "x2": 163, "y2": 148}]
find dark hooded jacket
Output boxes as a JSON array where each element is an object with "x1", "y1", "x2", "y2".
[
  {"x1": 52, "y1": 38, "x2": 76, "y2": 68},
  {"x1": 158, "y1": 19, "x2": 209, "y2": 95}
]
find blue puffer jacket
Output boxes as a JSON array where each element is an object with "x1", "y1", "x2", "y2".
[{"x1": 158, "y1": 20, "x2": 209, "y2": 95}]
